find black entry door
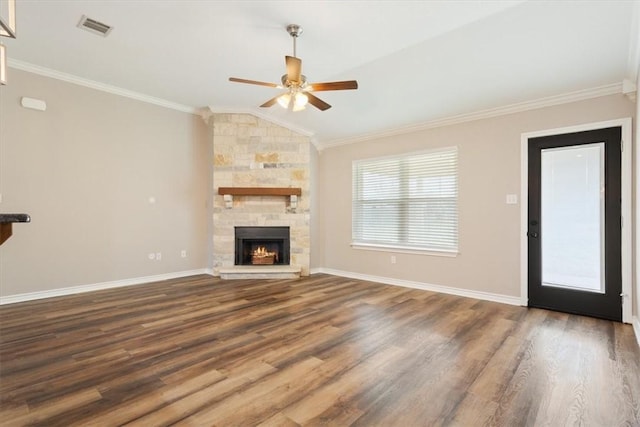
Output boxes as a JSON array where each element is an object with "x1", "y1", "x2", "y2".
[{"x1": 527, "y1": 127, "x2": 621, "y2": 321}]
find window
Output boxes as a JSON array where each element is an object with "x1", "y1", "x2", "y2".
[{"x1": 352, "y1": 147, "x2": 458, "y2": 254}]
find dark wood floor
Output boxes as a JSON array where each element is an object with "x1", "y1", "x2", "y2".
[{"x1": 1, "y1": 274, "x2": 639, "y2": 426}]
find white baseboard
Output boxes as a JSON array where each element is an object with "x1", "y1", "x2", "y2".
[
  {"x1": 633, "y1": 317, "x2": 640, "y2": 349},
  {"x1": 0, "y1": 269, "x2": 214, "y2": 305},
  {"x1": 314, "y1": 268, "x2": 522, "y2": 306},
  {"x1": 309, "y1": 267, "x2": 324, "y2": 275}
]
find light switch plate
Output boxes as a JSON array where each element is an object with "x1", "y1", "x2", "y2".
[{"x1": 506, "y1": 194, "x2": 518, "y2": 204}]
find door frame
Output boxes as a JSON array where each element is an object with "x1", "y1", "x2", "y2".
[{"x1": 520, "y1": 118, "x2": 632, "y2": 323}]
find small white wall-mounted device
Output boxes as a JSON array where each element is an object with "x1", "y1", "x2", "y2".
[{"x1": 20, "y1": 97, "x2": 47, "y2": 111}]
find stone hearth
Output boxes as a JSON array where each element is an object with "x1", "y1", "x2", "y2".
[{"x1": 218, "y1": 265, "x2": 302, "y2": 280}]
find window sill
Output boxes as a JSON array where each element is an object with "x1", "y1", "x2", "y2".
[{"x1": 350, "y1": 243, "x2": 459, "y2": 258}]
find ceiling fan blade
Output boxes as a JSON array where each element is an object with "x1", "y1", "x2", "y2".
[
  {"x1": 229, "y1": 77, "x2": 279, "y2": 88},
  {"x1": 306, "y1": 92, "x2": 331, "y2": 111},
  {"x1": 260, "y1": 95, "x2": 282, "y2": 108},
  {"x1": 286, "y1": 56, "x2": 302, "y2": 83},
  {"x1": 308, "y1": 80, "x2": 358, "y2": 91}
]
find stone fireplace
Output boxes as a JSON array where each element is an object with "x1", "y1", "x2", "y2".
[{"x1": 205, "y1": 112, "x2": 311, "y2": 278}]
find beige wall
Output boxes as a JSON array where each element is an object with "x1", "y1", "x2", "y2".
[
  {"x1": 316, "y1": 94, "x2": 634, "y2": 298},
  {"x1": 0, "y1": 70, "x2": 211, "y2": 297},
  {"x1": 310, "y1": 143, "x2": 323, "y2": 270}
]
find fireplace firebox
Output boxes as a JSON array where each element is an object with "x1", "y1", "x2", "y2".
[{"x1": 235, "y1": 226, "x2": 290, "y2": 266}]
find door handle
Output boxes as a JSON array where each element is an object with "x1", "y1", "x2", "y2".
[{"x1": 527, "y1": 231, "x2": 539, "y2": 238}]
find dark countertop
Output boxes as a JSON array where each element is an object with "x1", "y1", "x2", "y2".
[{"x1": 0, "y1": 214, "x2": 31, "y2": 223}]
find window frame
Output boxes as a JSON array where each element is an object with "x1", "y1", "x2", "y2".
[{"x1": 351, "y1": 146, "x2": 459, "y2": 256}]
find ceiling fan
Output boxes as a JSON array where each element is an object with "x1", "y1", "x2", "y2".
[{"x1": 229, "y1": 24, "x2": 358, "y2": 112}]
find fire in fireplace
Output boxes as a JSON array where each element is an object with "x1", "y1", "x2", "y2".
[
  {"x1": 235, "y1": 226, "x2": 290, "y2": 266},
  {"x1": 252, "y1": 246, "x2": 278, "y2": 265}
]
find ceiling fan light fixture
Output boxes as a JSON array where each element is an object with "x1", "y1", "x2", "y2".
[
  {"x1": 294, "y1": 92, "x2": 308, "y2": 109},
  {"x1": 277, "y1": 93, "x2": 291, "y2": 109},
  {"x1": 276, "y1": 90, "x2": 308, "y2": 111}
]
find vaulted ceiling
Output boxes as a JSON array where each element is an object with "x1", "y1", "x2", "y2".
[{"x1": 4, "y1": 1, "x2": 637, "y2": 147}]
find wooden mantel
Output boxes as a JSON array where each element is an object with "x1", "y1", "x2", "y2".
[{"x1": 218, "y1": 187, "x2": 302, "y2": 197}]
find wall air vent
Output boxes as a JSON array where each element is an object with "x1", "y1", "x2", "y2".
[{"x1": 77, "y1": 15, "x2": 113, "y2": 37}]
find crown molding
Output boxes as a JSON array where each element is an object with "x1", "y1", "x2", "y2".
[
  {"x1": 8, "y1": 59, "x2": 198, "y2": 115},
  {"x1": 623, "y1": 78, "x2": 637, "y2": 102},
  {"x1": 317, "y1": 82, "x2": 624, "y2": 151},
  {"x1": 7, "y1": 58, "x2": 626, "y2": 151}
]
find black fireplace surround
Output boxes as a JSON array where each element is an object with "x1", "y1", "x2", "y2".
[{"x1": 235, "y1": 226, "x2": 290, "y2": 266}]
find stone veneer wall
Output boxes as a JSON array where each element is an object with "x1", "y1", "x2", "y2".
[{"x1": 208, "y1": 113, "x2": 311, "y2": 275}]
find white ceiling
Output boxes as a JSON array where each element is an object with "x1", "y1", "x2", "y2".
[{"x1": 4, "y1": 1, "x2": 638, "y2": 146}]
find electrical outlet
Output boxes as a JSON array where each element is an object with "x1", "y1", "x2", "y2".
[
  {"x1": 391, "y1": 255, "x2": 397, "y2": 264},
  {"x1": 181, "y1": 250, "x2": 187, "y2": 258},
  {"x1": 156, "y1": 252, "x2": 162, "y2": 261},
  {"x1": 148, "y1": 253, "x2": 155, "y2": 260}
]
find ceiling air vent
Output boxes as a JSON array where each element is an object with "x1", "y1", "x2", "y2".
[{"x1": 77, "y1": 15, "x2": 113, "y2": 37}]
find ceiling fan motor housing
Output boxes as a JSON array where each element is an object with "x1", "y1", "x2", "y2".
[{"x1": 281, "y1": 74, "x2": 307, "y2": 88}]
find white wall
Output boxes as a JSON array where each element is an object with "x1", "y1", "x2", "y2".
[{"x1": 0, "y1": 70, "x2": 212, "y2": 298}]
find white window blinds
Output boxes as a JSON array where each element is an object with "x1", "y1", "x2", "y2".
[{"x1": 352, "y1": 147, "x2": 458, "y2": 253}]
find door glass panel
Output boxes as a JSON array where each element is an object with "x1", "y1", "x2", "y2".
[{"x1": 540, "y1": 143, "x2": 605, "y2": 293}]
